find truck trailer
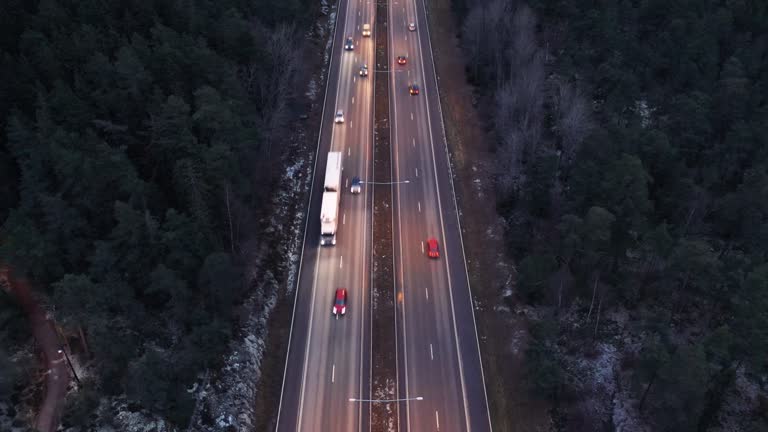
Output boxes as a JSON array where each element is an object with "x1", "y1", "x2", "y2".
[{"x1": 320, "y1": 152, "x2": 343, "y2": 246}]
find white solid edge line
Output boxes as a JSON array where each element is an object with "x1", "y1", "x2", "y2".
[
  {"x1": 274, "y1": 0, "x2": 343, "y2": 427},
  {"x1": 417, "y1": 0, "x2": 494, "y2": 427}
]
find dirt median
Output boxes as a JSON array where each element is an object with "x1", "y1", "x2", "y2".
[{"x1": 369, "y1": 0, "x2": 399, "y2": 429}]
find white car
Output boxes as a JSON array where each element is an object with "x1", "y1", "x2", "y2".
[
  {"x1": 334, "y1": 110, "x2": 345, "y2": 123},
  {"x1": 408, "y1": 22, "x2": 416, "y2": 31}
]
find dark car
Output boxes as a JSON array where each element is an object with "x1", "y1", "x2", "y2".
[
  {"x1": 409, "y1": 83, "x2": 420, "y2": 95},
  {"x1": 344, "y1": 37, "x2": 354, "y2": 51},
  {"x1": 426, "y1": 238, "x2": 439, "y2": 258},
  {"x1": 359, "y1": 64, "x2": 369, "y2": 77},
  {"x1": 333, "y1": 288, "x2": 348, "y2": 316},
  {"x1": 397, "y1": 55, "x2": 407, "y2": 65}
]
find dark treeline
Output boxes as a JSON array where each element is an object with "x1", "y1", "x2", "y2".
[
  {"x1": 0, "y1": 0, "x2": 314, "y2": 425},
  {"x1": 455, "y1": 0, "x2": 768, "y2": 430}
]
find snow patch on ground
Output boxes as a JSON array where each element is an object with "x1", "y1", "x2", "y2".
[
  {"x1": 557, "y1": 305, "x2": 648, "y2": 431},
  {"x1": 188, "y1": 115, "x2": 314, "y2": 431},
  {"x1": 372, "y1": 378, "x2": 397, "y2": 432},
  {"x1": 633, "y1": 99, "x2": 655, "y2": 129},
  {"x1": 305, "y1": 78, "x2": 319, "y2": 100},
  {"x1": 184, "y1": 4, "x2": 335, "y2": 428}
]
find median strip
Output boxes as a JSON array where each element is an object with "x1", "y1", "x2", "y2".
[{"x1": 370, "y1": 0, "x2": 399, "y2": 429}]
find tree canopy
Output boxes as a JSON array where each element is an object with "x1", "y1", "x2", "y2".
[
  {"x1": 457, "y1": 0, "x2": 768, "y2": 429},
  {"x1": 0, "y1": 0, "x2": 315, "y2": 424}
]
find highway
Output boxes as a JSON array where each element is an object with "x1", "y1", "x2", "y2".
[
  {"x1": 274, "y1": 0, "x2": 375, "y2": 429},
  {"x1": 389, "y1": 0, "x2": 492, "y2": 430},
  {"x1": 276, "y1": 0, "x2": 492, "y2": 429}
]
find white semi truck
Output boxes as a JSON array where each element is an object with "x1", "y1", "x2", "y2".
[{"x1": 320, "y1": 152, "x2": 343, "y2": 246}]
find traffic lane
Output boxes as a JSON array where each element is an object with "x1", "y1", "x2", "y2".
[
  {"x1": 328, "y1": 3, "x2": 375, "y2": 429},
  {"x1": 391, "y1": 175, "x2": 411, "y2": 432},
  {"x1": 412, "y1": 0, "x2": 493, "y2": 428},
  {"x1": 333, "y1": 0, "x2": 370, "y2": 151},
  {"x1": 320, "y1": 167, "x2": 373, "y2": 432},
  {"x1": 298, "y1": 248, "x2": 347, "y2": 431},
  {"x1": 354, "y1": 6, "x2": 376, "y2": 430},
  {"x1": 388, "y1": 37, "x2": 418, "y2": 432},
  {"x1": 389, "y1": 7, "x2": 429, "y2": 432},
  {"x1": 321, "y1": 201, "x2": 369, "y2": 432}
]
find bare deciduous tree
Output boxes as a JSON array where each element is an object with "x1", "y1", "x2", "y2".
[
  {"x1": 554, "y1": 80, "x2": 593, "y2": 166},
  {"x1": 461, "y1": 0, "x2": 515, "y2": 84},
  {"x1": 239, "y1": 23, "x2": 300, "y2": 157},
  {"x1": 509, "y1": 4, "x2": 538, "y2": 75},
  {"x1": 492, "y1": 2, "x2": 546, "y2": 198}
]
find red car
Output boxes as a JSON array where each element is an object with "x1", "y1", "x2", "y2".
[
  {"x1": 426, "y1": 238, "x2": 440, "y2": 258},
  {"x1": 409, "y1": 84, "x2": 420, "y2": 95},
  {"x1": 397, "y1": 55, "x2": 407, "y2": 65},
  {"x1": 333, "y1": 288, "x2": 347, "y2": 316}
]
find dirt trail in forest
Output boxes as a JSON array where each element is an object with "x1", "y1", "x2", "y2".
[{"x1": 2, "y1": 267, "x2": 70, "y2": 432}]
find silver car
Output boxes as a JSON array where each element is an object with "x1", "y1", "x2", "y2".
[
  {"x1": 350, "y1": 176, "x2": 362, "y2": 194},
  {"x1": 334, "y1": 110, "x2": 345, "y2": 123}
]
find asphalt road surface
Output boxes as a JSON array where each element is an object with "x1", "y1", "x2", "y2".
[
  {"x1": 276, "y1": 0, "x2": 492, "y2": 429},
  {"x1": 275, "y1": 0, "x2": 375, "y2": 430},
  {"x1": 389, "y1": 0, "x2": 492, "y2": 430}
]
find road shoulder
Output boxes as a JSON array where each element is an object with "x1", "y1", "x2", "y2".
[{"x1": 421, "y1": 1, "x2": 551, "y2": 430}]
